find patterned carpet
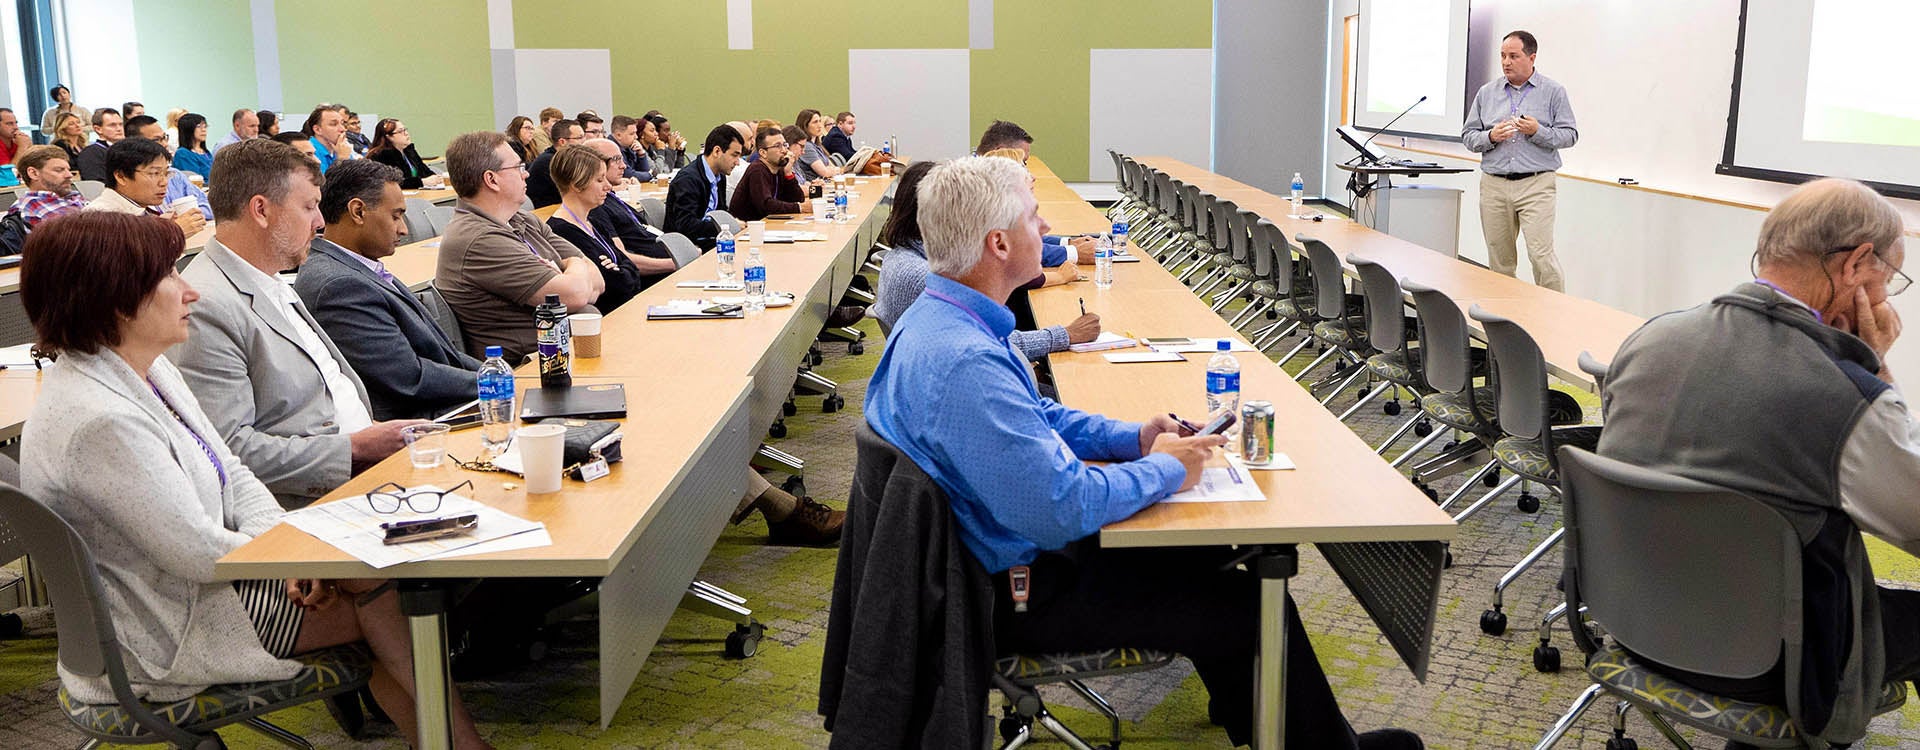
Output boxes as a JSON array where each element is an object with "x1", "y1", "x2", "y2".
[{"x1": 4, "y1": 307, "x2": 1920, "y2": 748}]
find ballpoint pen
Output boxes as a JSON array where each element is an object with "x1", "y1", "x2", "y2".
[{"x1": 1078, "y1": 297, "x2": 1086, "y2": 316}]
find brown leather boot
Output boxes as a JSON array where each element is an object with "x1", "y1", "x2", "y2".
[{"x1": 767, "y1": 496, "x2": 845, "y2": 547}]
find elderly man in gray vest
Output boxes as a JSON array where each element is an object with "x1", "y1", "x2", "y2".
[{"x1": 1598, "y1": 177, "x2": 1918, "y2": 748}]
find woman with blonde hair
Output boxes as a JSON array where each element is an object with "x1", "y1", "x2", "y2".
[{"x1": 49, "y1": 112, "x2": 87, "y2": 163}]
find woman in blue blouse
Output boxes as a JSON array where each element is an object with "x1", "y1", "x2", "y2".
[{"x1": 171, "y1": 113, "x2": 212, "y2": 180}]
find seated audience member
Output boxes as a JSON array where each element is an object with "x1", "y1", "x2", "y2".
[
  {"x1": 256, "y1": 108, "x2": 278, "y2": 136},
  {"x1": 664, "y1": 125, "x2": 744, "y2": 249},
  {"x1": 585, "y1": 142, "x2": 677, "y2": 291},
  {"x1": 215, "y1": 108, "x2": 257, "y2": 152},
  {"x1": 18, "y1": 211, "x2": 495, "y2": 750},
  {"x1": 976, "y1": 119, "x2": 1035, "y2": 159},
  {"x1": 6, "y1": 146, "x2": 89, "y2": 231},
  {"x1": 167, "y1": 139, "x2": 424, "y2": 508},
  {"x1": 271, "y1": 129, "x2": 317, "y2": 159},
  {"x1": 871, "y1": 160, "x2": 1096, "y2": 356},
  {"x1": 642, "y1": 112, "x2": 688, "y2": 171},
  {"x1": 121, "y1": 101, "x2": 144, "y2": 119},
  {"x1": 545, "y1": 144, "x2": 645, "y2": 313},
  {"x1": 301, "y1": 104, "x2": 352, "y2": 172},
  {"x1": 39, "y1": 85, "x2": 89, "y2": 145},
  {"x1": 723, "y1": 121, "x2": 755, "y2": 205},
  {"x1": 979, "y1": 147, "x2": 1096, "y2": 267},
  {"x1": 863, "y1": 156, "x2": 1422, "y2": 750},
  {"x1": 75, "y1": 107, "x2": 122, "y2": 182},
  {"x1": 792, "y1": 109, "x2": 841, "y2": 182},
  {"x1": 576, "y1": 111, "x2": 605, "y2": 139},
  {"x1": 609, "y1": 115, "x2": 652, "y2": 181},
  {"x1": 531, "y1": 106, "x2": 563, "y2": 153},
  {"x1": 296, "y1": 159, "x2": 481, "y2": 420},
  {"x1": 1599, "y1": 177, "x2": 1920, "y2": 747},
  {"x1": 124, "y1": 114, "x2": 213, "y2": 220},
  {"x1": 0, "y1": 108, "x2": 34, "y2": 164},
  {"x1": 367, "y1": 118, "x2": 445, "y2": 190},
  {"x1": 822, "y1": 111, "x2": 857, "y2": 160},
  {"x1": 506, "y1": 115, "x2": 539, "y2": 165},
  {"x1": 49, "y1": 112, "x2": 86, "y2": 163},
  {"x1": 172, "y1": 112, "x2": 213, "y2": 180},
  {"x1": 84, "y1": 137, "x2": 207, "y2": 238},
  {"x1": 728, "y1": 125, "x2": 808, "y2": 222},
  {"x1": 434, "y1": 130, "x2": 602, "y2": 362},
  {"x1": 343, "y1": 110, "x2": 371, "y2": 155},
  {"x1": 526, "y1": 118, "x2": 583, "y2": 209},
  {"x1": 165, "y1": 108, "x2": 188, "y2": 137}
]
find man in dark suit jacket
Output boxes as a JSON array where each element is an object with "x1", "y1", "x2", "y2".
[
  {"x1": 664, "y1": 124, "x2": 745, "y2": 250},
  {"x1": 295, "y1": 159, "x2": 482, "y2": 420},
  {"x1": 822, "y1": 111, "x2": 857, "y2": 161},
  {"x1": 525, "y1": 119, "x2": 583, "y2": 209}
]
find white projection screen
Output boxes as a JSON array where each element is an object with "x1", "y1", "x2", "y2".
[
  {"x1": 1720, "y1": 0, "x2": 1920, "y2": 199},
  {"x1": 1351, "y1": 0, "x2": 1472, "y2": 139}
]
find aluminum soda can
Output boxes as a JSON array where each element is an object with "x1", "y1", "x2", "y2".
[{"x1": 1240, "y1": 400, "x2": 1275, "y2": 465}]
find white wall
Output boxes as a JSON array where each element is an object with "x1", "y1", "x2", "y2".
[
  {"x1": 1320, "y1": 0, "x2": 1920, "y2": 379},
  {"x1": 60, "y1": 0, "x2": 143, "y2": 113},
  {"x1": 1090, "y1": 49, "x2": 1212, "y2": 182},
  {"x1": 848, "y1": 49, "x2": 971, "y2": 161}
]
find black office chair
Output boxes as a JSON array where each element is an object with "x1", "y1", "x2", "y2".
[{"x1": 1539, "y1": 448, "x2": 1908, "y2": 750}]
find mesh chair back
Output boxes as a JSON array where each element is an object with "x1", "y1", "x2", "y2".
[
  {"x1": 1216, "y1": 199, "x2": 1245, "y2": 260},
  {"x1": 1258, "y1": 219, "x2": 1292, "y2": 286},
  {"x1": 1242, "y1": 211, "x2": 1269, "y2": 278},
  {"x1": 1350, "y1": 255, "x2": 1406, "y2": 348},
  {"x1": 662, "y1": 233, "x2": 703, "y2": 268},
  {"x1": 0, "y1": 486, "x2": 115, "y2": 678},
  {"x1": 1469, "y1": 306, "x2": 1552, "y2": 442},
  {"x1": 1107, "y1": 151, "x2": 1125, "y2": 189},
  {"x1": 1557, "y1": 447, "x2": 1798, "y2": 677},
  {"x1": 425, "y1": 205, "x2": 456, "y2": 235},
  {"x1": 1157, "y1": 173, "x2": 1178, "y2": 218},
  {"x1": 706, "y1": 209, "x2": 742, "y2": 234},
  {"x1": 0, "y1": 453, "x2": 17, "y2": 486},
  {"x1": 75, "y1": 180, "x2": 106, "y2": 200},
  {"x1": 1403, "y1": 280, "x2": 1472, "y2": 395},
  {"x1": 1302, "y1": 238, "x2": 1346, "y2": 324},
  {"x1": 413, "y1": 283, "x2": 467, "y2": 353},
  {"x1": 639, "y1": 198, "x2": 668, "y2": 229},
  {"x1": 403, "y1": 198, "x2": 438, "y2": 240}
]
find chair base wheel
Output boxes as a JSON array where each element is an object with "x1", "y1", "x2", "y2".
[
  {"x1": 1413, "y1": 420, "x2": 1434, "y2": 437},
  {"x1": 1518, "y1": 493, "x2": 1541, "y2": 513},
  {"x1": 1383, "y1": 400, "x2": 1402, "y2": 416},
  {"x1": 0, "y1": 612, "x2": 21, "y2": 638},
  {"x1": 782, "y1": 400, "x2": 797, "y2": 416},
  {"x1": 999, "y1": 713, "x2": 1031, "y2": 743},
  {"x1": 1605, "y1": 738, "x2": 1638, "y2": 750},
  {"x1": 780, "y1": 475, "x2": 807, "y2": 497},
  {"x1": 1415, "y1": 483, "x2": 1438, "y2": 502},
  {"x1": 822, "y1": 394, "x2": 845, "y2": 413},
  {"x1": 1443, "y1": 551, "x2": 1454, "y2": 569},
  {"x1": 724, "y1": 621, "x2": 764, "y2": 659},
  {"x1": 1533, "y1": 644, "x2": 1561, "y2": 672},
  {"x1": 768, "y1": 420, "x2": 787, "y2": 438},
  {"x1": 1481, "y1": 608, "x2": 1508, "y2": 635},
  {"x1": 1484, "y1": 468, "x2": 1501, "y2": 487},
  {"x1": 848, "y1": 341, "x2": 865, "y2": 356}
]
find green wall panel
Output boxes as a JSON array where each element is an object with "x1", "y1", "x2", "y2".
[
  {"x1": 131, "y1": 0, "x2": 257, "y2": 134},
  {"x1": 274, "y1": 1, "x2": 492, "y2": 157},
  {"x1": 995, "y1": 0, "x2": 1213, "y2": 50},
  {"x1": 970, "y1": 48, "x2": 1092, "y2": 180}
]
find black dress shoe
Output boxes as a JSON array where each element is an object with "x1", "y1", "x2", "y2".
[
  {"x1": 825, "y1": 304, "x2": 867, "y2": 328},
  {"x1": 1357, "y1": 728, "x2": 1425, "y2": 750}
]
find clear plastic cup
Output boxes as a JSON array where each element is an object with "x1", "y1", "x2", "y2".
[{"x1": 401, "y1": 423, "x2": 451, "y2": 469}]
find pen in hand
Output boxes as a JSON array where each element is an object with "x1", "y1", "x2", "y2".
[{"x1": 1079, "y1": 297, "x2": 1086, "y2": 316}]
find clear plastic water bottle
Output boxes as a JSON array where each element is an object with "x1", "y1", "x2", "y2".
[
  {"x1": 1111, "y1": 221, "x2": 1130, "y2": 256},
  {"x1": 477, "y1": 346, "x2": 515, "y2": 457},
  {"x1": 883, "y1": 136, "x2": 893, "y2": 156},
  {"x1": 834, "y1": 182, "x2": 850, "y2": 224},
  {"x1": 821, "y1": 189, "x2": 838, "y2": 223},
  {"x1": 715, "y1": 224, "x2": 736, "y2": 282},
  {"x1": 1289, "y1": 172, "x2": 1305, "y2": 218},
  {"x1": 1206, "y1": 339, "x2": 1242, "y2": 426},
  {"x1": 1094, "y1": 235, "x2": 1114, "y2": 290},
  {"x1": 743, "y1": 245, "x2": 767, "y2": 312}
]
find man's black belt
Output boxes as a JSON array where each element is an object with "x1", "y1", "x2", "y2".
[{"x1": 1492, "y1": 170, "x2": 1549, "y2": 180}]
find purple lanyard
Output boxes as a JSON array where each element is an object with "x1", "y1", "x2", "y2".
[
  {"x1": 1505, "y1": 83, "x2": 1532, "y2": 118},
  {"x1": 561, "y1": 206, "x2": 616, "y2": 258},
  {"x1": 148, "y1": 381, "x2": 228, "y2": 488}
]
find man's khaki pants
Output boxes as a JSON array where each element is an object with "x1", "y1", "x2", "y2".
[{"x1": 1479, "y1": 171, "x2": 1563, "y2": 292}]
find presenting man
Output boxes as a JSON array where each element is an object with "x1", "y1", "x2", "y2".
[{"x1": 1461, "y1": 29, "x2": 1577, "y2": 292}]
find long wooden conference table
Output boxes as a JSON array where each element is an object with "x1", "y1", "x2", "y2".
[{"x1": 215, "y1": 177, "x2": 893, "y2": 748}]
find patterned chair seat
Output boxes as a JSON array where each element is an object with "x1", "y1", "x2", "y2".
[
  {"x1": 997, "y1": 648, "x2": 1179, "y2": 685},
  {"x1": 1272, "y1": 299, "x2": 1310, "y2": 321},
  {"x1": 1491, "y1": 426, "x2": 1602, "y2": 482},
  {"x1": 1311, "y1": 318, "x2": 1368, "y2": 348},
  {"x1": 61, "y1": 645, "x2": 373, "y2": 740},
  {"x1": 1367, "y1": 350, "x2": 1420, "y2": 385},
  {"x1": 1585, "y1": 642, "x2": 1907, "y2": 745},
  {"x1": 1252, "y1": 280, "x2": 1282, "y2": 299},
  {"x1": 1421, "y1": 388, "x2": 1497, "y2": 432},
  {"x1": 1225, "y1": 265, "x2": 1256, "y2": 280}
]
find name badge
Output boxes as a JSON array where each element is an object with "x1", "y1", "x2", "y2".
[{"x1": 575, "y1": 457, "x2": 611, "y2": 483}]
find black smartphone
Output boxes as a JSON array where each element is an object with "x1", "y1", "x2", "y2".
[
  {"x1": 1196, "y1": 411, "x2": 1238, "y2": 437},
  {"x1": 380, "y1": 514, "x2": 479, "y2": 545},
  {"x1": 703, "y1": 303, "x2": 743, "y2": 315}
]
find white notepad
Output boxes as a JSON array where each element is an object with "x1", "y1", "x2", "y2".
[{"x1": 1103, "y1": 351, "x2": 1187, "y2": 363}]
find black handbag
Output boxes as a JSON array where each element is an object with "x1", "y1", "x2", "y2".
[{"x1": 534, "y1": 418, "x2": 624, "y2": 468}]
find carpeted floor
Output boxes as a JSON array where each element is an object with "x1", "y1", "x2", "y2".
[{"x1": 4, "y1": 308, "x2": 1920, "y2": 749}]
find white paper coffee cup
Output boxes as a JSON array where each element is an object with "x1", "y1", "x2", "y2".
[{"x1": 518, "y1": 424, "x2": 568, "y2": 494}]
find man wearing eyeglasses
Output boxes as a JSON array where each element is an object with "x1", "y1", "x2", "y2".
[
  {"x1": 435, "y1": 130, "x2": 603, "y2": 363},
  {"x1": 124, "y1": 113, "x2": 213, "y2": 220},
  {"x1": 1597, "y1": 177, "x2": 1918, "y2": 747},
  {"x1": 727, "y1": 125, "x2": 809, "y2": 222},
  {"x1": 527, "y1": 119, "x2": 584, "y2": 209}
]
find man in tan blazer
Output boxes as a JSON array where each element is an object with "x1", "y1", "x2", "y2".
[{"x1": 167, "y1": 138, "x2": 422, "y2": 507}]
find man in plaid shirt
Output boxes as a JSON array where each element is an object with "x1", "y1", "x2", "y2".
[{"x1": 8, "y1": 145, "x2": 88, "y2": 229}]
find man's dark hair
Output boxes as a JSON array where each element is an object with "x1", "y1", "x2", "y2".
[
  {"x1": 320, "y1": 159, "x2": 402, "y2": 224},
  {"x1": 1504, "y1": 30, "x2": 1538, "y2": 56},
  {"x1": 549, "y1": 118, "x2": 581, "y2": 145},
  {"x1": 754, "y1": 125, "x2": 782, "y2": 150},
  {"x1": 610, "y1": 115, "x2": 636, "y2": 134},
  {"x1": 780, "y1": 125, "x2": 808, "y2": 150},
  {"x1": 269, "y1": 130, "x2": 308, "y2": 146},
  {"x1": 120, "y1": 101, "x2": 143, "y2": 114},
  {"x1": 91, "y1": 108, "x2": 120, "y2": 127},
  {"x1": 576, "y1": 111, "x2": 603, "y2": 128},
  {"x1": 103, "y1": 137, "x2": 169, "y2": 188},
  {"x1": 446, "y1": 130, "x2": 511, "y2": 199},
  {"x1": 123, "y1": 114, "x2": 160, "y2": 137},
  {"x1": 835, "y1": 111, "x2": 854, "y2": 124},
  {"x1": 207, "y1": 138, "x2": 323, "y2": 223},
  {"x1": 975, "y1": 120, "x2": 1033, "y2": 154},
  {"x1": 703, "y1": 124, "x2": 744, "y2": 156}
]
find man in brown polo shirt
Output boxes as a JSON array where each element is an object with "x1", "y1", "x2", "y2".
[{"x1": 435, "y1": 130, "x2": 604, "y2": 362}]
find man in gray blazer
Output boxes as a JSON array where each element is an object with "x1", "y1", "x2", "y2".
[
  {"x1": 168, "y1": 139, "x2": 421, "y2": 507},
  {"x1": 296, "y1": 159, "x2": 481, "y2": 420}
]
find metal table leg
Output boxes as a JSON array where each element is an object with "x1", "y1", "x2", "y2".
[
  {"x1": 399, "y1": 581, "x2": 455, "y2": 750},
  {"x1": 1253, "y1": 544, "x2": 1298, "y2": 749}
]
